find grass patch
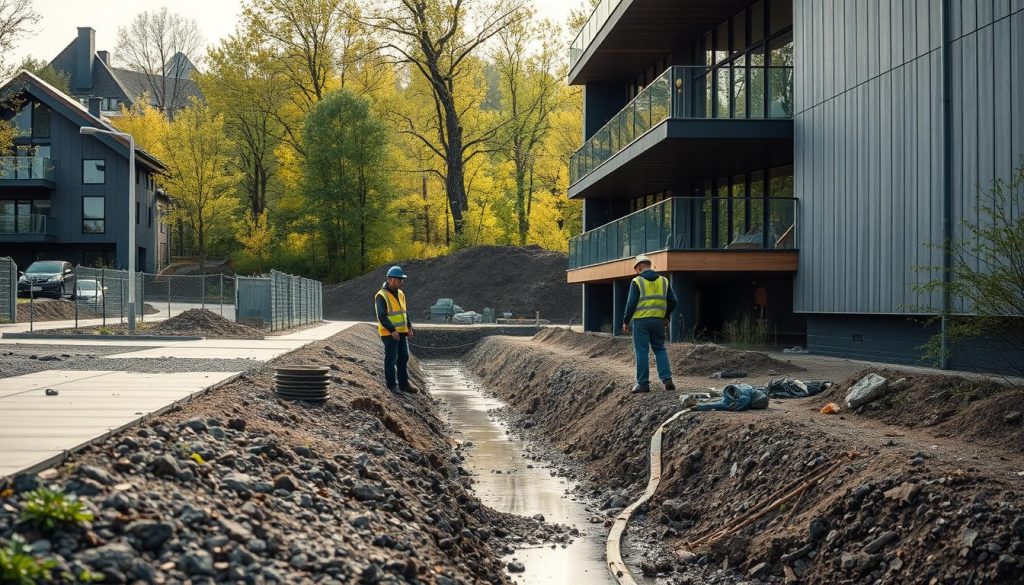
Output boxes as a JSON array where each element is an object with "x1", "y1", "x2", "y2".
[
  {"x1": 0, "y1": 535, "x2": 57, "y2": 585},
  {"x1": 20, "y1": 488, "x2": 94, "y2": 533}
]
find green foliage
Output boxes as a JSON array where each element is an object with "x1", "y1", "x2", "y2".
[
  {"x1": 723, "y1": 314, "x2": 769, "y2": 347},
  {"x1": 20, "y1": 488, "x2": 94, "y2": 533},
  {"x1": 96, "y1": 326, "x2": 113, "y2": 335},
  {"x1": 913, "y1": 163, "x2": 1024, "y2": 374},
  {"x1": 302, "y1": 90, "x2": 391, "y2": 280},
  {"x1": 18, "y1": 57, "x2": 71, "y2": 93},
  {"x1": 0, "y1": 535, "x2": 57, "y2": 585}
]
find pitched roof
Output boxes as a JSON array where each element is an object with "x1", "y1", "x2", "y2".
[
  {"x1": 108, "y1": 65, "x2": 202, "y2": 111},
  {"x1": 0, "y1": 70, "x2": 167, "y2": 173}
]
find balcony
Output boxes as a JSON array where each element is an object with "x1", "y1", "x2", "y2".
[
  {"x1": 568, "y1": 0, "x2": 757, "y2": 84},
  {"x1": 567, "y1": 196, "x2": 797, "y2": 281},
  {"x1": 0, "y1": 156, "x2": 57, "y2": 189},
  {"x1": 0, "y1": 214, "x2": 57, "y2": 241},
  {"x1": 570, "y1": 65, "x2": 793, "y2": 196}
]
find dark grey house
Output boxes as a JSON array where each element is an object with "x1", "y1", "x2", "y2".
[
  {"x1": 48, "y1": 27, "x2": 201, "y2": 116},
  {"x1": 0, "y1": 71, "x2": 172, "y2": 272},
  {"x1": 567, "y1": 0, "x2": 1022, "y2": 371}
]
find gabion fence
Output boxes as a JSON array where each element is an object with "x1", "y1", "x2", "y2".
[{"x1": 0, "y1": 256, "x2": 15, "y2": 323}]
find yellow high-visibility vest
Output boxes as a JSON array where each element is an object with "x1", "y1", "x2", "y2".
[
  {"x1": 632, "y1": 275, "x2": 668, "y2": 319},
  {"x1": 375, "y1": 288, "x2": 409, "y2": 336}
]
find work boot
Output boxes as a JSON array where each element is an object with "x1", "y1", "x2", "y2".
[
  {"x1": 386, "y1": 385, "x2": 399, "y2": 393},
  {"x1": 399, "y1": 382, "x2": 420, "y2": 394},
  {"x1": 631, "y1": 383, "x2": 650, "y2": 394},
  {"x1": 662, "y1": 379, "x2": 676, "y2": 392}
]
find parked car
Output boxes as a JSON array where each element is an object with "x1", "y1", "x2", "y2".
[
  {"x1": 17, "y1": 260, "x2": 76, "y2": 299},
  {"x1": 74, "y1": 279, "x2": 106, "y2": 304}
]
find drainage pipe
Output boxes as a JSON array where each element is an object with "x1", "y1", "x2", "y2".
[
  {"x1": 939, "y1": 0, "x2": 953, "y2": 369},
  {"x1": 606, "y1": 408, "x2": 691, "y2": 584}
]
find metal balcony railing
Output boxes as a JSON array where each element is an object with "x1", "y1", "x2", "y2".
[
  {"x1": 569, "y1": 65, "x2": 794, "y2": 185},
  {"x1": 0, "y1": 156, "x2": 56, "y2": 183},
  {"x1": 0, "y1": 214, "x2": 56, "y2": 236},
  {"x1": 569, "y1": 0, "x2": 624, "y2": 70},
  {"x1": 568, "y1": 196, "x2": 798, "y2": 270}
]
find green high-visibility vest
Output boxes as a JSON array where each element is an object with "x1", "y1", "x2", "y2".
[{"x1": 632, "y1": 275, "x2": 668, "y2": 319}]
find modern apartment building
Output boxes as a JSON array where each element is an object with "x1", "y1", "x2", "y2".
[
  {"x1": 0, "y1": 71, "x2": 171, "y2": 272},
  {"x1": 567, "y1": 0, "x2": 1023, "y2": 371}
]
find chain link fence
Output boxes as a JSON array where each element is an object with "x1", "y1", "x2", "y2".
[
  {"x1": 0, "y1": 257, "x2": 15, "y2": 324},
  {"x1": 235, "y1": 270, "x2": 323, "y2": 331}
]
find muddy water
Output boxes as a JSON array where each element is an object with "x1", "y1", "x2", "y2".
[{"x1": 422, "y1": 360, "x2": 620, "y2": 585}]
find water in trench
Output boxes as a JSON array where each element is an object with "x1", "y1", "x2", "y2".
[{"x1": 422, "y1": 360, "x2": 623, "y2": 585}]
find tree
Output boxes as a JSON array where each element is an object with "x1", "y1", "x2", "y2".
[
  {"x1": 914, "y1": 163, "x2": 1024, "y2": 375},
  {"x1": 116, "y1": 8, "x2": 203, "y2": 118},
  {"x1": 0, "y1": 0, "x2": 38, "y2": 78},
  {"x1": 111, "y1": 99, "x2": 170, "y2": 158},
  {"x1": 363, "y1": 0, "x2": 525, "y2": 238},
  {"x1": 161, "y1": 99, "x2": 239, "y2": 272},
  {"x1": 201, "y1": 29, "x2": 290, "y2": 217},
  {"x1": 236, "y1": 209, "x2": 275, "y2": 273},
  {"x1": 492, "y1": 12, "x2": 562, "y2": 244},
  {"x1": 302, "y1": 90, "x2": 390, "y2": 278},
  {"x1": 17, "y1": 57, "x2": 70, "y2": 93}
]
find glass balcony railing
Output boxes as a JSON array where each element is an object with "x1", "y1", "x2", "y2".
[
  {"x1": 569, "y1": 65, "x2": 794, "y2": 185},
  {"x1": 0, "y1": 213, "x2": 56, "y2": 236},
  {"x1": 0, "y1": 156, "x2": 56, "y2": 183},
  {"x1": 568, "y1": 196, "x2": 797, "y2": 270},
  {"x1": 569, "y1": 0, "x2": 624, "y2": 70}
]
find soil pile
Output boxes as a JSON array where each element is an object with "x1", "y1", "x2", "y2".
[
  {"x1": 463, "y1": 329, "x2": 1024, "y2": 584},
  {"x1": 147, "y1": 309, "x2": 264, "y2": 339},
  {"x1": 15, "y1": 300, "x2": 159, "y2": 323},
  {"x1": 0, "y1": 324, "x2": 567, "y2": 584},
  {"x1": 534, "y1": 327, "x2": 803, "y2": 376},
  {"x1": 822, "y1": 368, "x2": 1024, "y2": 454},
  {"x1": 324, "y1": 245, "x2": 580, "y2": 323}
]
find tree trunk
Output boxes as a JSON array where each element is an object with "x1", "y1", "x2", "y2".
[
  {"x1": 441, "y1": 95, "x2": 467, "y2": 236},
  {"x1": 515, "y1": 147, "x2": 528, "y2": 245}
]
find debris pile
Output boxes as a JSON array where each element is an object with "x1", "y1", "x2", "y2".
[{"x1": 147, "y1": 309, "x2": 264, "y2": 339}]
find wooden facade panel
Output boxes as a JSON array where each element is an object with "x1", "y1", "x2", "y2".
[{"x1": 566, "y1": 251, "x2": 799, "y2": 284}]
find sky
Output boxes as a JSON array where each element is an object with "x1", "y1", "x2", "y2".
[{"x1": 11, "y1": 0, "x2": 583, "y2": 67}]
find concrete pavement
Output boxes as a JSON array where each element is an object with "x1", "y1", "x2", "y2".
[{"x1": 0, "y1": 320, "x2": 358, "y2": 479}]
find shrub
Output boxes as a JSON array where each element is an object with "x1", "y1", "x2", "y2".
[
  {"x1": 723, "y1": 313, "x2": 769, "y2": 346},
  {"x1": 20, "y1": 488, "x2": 94, "y2": 533},
  {"x1": 0, "y1": 535, "x2": 57, "y2": 585}
]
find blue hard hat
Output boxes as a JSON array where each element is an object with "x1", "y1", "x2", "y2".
[{"x1": 386, "y1": 266, "x2": 407, "y2": 279}]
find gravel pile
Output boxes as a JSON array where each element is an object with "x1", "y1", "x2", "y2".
[
  {"x1": 15, "y1": 301, "x2": 159, "y2": 323},
  {"x1": 464, "y1": 332, "x2": 1024, "y2": 584},
  {"x1": 324, "y1": 245, "x2": 580, "y2": 324},
  {"x1": 0, "y1": 345, "x2": 258, "y2": 378},
  {"x1": 146, "y1": 309, "x2": 264, "y2": 339},
  {"x1": 0, "y1": 325, "x2": 571, "y2": 584}
]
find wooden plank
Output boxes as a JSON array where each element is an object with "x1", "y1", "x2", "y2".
[{"x1": 566, "y1": 250, "x2": 799, "y2": 283}]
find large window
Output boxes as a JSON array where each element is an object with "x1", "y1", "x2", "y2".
[
  {"x1": 82, "y1": 196, "x2": 105, "y2": 234},
  {"x1": 83, "y1": 159, "x2": 105, "y2": 184},
  {"x1": 31, "y1": 103, "x2": 51, "y2": 138}
]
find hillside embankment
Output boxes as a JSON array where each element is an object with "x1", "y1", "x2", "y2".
[
  {"x1": 464, "y1": 329, "x2": 1024, "y2": 584},
  {"x1": 324, "y1": 245, "x2": 580, "y2": 324},
  {"x1": 0, "y1": 324, "x2": 568, "y2": 584}
]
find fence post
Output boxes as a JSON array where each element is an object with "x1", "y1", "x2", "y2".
[
  {"x1": 201, "y1": 275, "x2": 206, "y2": 309},
  {"x1": 220, "y1": 273, "x2": 224, "y2": 318},
  {"x1": 101, "y1": 268, "x2": 106, "y2": 328},
  {"x1": 120, "y1": 275, "x2": 125, "y2": 325},
  {"x1": 74, "y1": 266, "x2": 78, "y2": 330},
  {"x1": 167, "y1": 275, "x2": 171, "y2": 318},
  {"x1": 139, "y1": 272, "x2": 145, "y2": 323}
]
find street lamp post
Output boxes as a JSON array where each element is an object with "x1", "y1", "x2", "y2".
[{"x1": 81, "y1": 125, "x2": 136, "y2": 334}]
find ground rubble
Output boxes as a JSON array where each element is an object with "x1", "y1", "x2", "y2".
[
  {"x1": 41, "y1": 308, "x2": 265, "y2": 339},
  {"x1": 0, "y1": 324, "x2": 568, "y2": 584},
  {"x1": 464, "y1": 329, "x2": 1024, "y2": 584}
]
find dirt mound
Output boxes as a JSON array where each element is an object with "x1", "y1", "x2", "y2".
[
  {"x1": 15, "y1": 300, "x2": 160, "y2": 323},
  {"x1": 823, "y1": 368, "x2": 1024, "y2": 453},
  {"x1": 533, "y1": 327, "x2": 803, "y2": 376},
  {"x1": 464, "y1": 333, "x2": 1024, "y2": 584},
  {"x1": 0, "y1": 324, "x2": 567, "y2": 584},
  {"x1": 324, "y1": 245, "x2": 580, "y2": 323},
  {"x1": 147, "y1": 309, "x2": 264, "y2": 339}
]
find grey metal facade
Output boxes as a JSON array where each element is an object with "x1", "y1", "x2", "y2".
[{"x1": 793, "y1": 1, "x2": 1024, "y2": 316}]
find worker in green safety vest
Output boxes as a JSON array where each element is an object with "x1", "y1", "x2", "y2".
[{"x1": 622, "y1": 254, "x2": 677, "y2": 393}]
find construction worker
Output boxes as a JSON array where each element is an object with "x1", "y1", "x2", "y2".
[
  {"x1": 375, "y1": 266, "x2": 418, "y2": 394},
  {"x1": 622, "y1": 254, "x2": 677, "y2": 393}
]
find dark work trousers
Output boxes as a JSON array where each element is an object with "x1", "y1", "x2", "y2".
[{"x1": 381, "y1": 334, "x2": 410, "y2": 389}]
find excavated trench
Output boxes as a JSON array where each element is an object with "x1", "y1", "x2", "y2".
[{"x1": 413, "y1": 345, "x2": 657, "y2": 585}]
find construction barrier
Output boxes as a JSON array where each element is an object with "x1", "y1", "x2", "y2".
[
  {"x1": 235, "y1": 270, "x2": 323, "y2": 331},
  {"x1": 0, "y1": 256, "x2": 15, "y2": 323}
]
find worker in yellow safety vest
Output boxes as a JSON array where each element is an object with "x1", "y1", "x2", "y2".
[
  {"x1": 621, "y1": 254, "x2": 677, "y2": 393},
  {"x1": 374, "y1": 266, "x2": 418, "y2": 393}
]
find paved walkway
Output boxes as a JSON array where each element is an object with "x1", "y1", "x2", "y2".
[{"x1": 0, "y1": 320, "x2": 357, "y2": 479}]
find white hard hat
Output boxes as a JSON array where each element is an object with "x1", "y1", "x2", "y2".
[{"x1": 633, "y1": 254, "x2": 652, "y2": 268}]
